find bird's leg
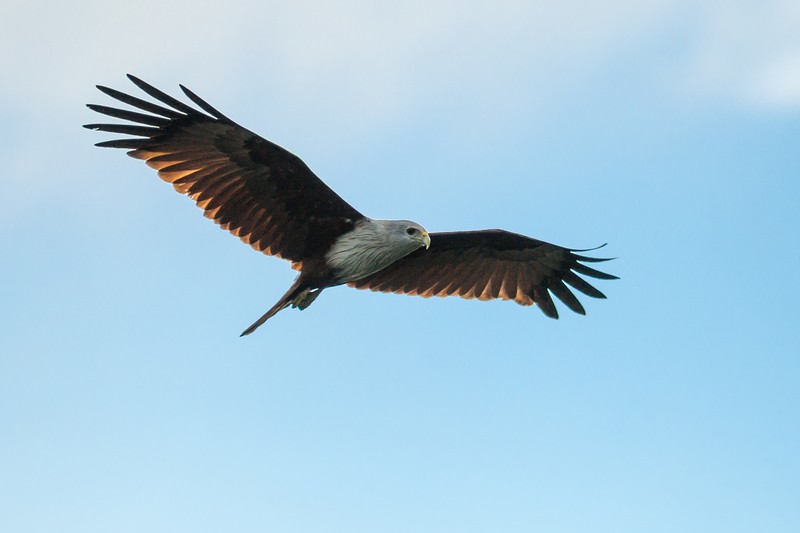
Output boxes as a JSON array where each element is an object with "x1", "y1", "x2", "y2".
[{"x1": 292, "y1": 288, "x2": 323, "y2": 310}]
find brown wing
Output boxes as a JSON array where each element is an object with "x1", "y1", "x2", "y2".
[
  {"x1": 84, "y1": 75, "x2": 363, "y2": 267},
  {"x1": 348, "y1": 229, "x2": 617, "y2": 318}
]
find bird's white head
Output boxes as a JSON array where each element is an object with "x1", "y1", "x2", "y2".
[
  {"x1": 387, "y1": 220, "x2": 430, "y2": 251},
  {"x1": 325, "y1": 218, "x2": 430, "y2": 283}
]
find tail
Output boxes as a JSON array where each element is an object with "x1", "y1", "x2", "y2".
[{"x1": 240, "y1": 278, "x2": 307, "y2": 337}]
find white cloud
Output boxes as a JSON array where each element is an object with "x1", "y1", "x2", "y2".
[
  {"x1": 752, "y1": 47, "x2": 800, "y2": 107},
  {"x1": 682, "y1": 0, "x2": 800, "y2": 109},
  {"x1": 3, "y1": 0, "x2": 799, "y2": 119},
  {"x1": 0, "y1": 0, "x2": 673, "y2": 119},
  {"x1": 3, "y1": 0, "x2": 800, "y2": 210},
  {"x1": 0, "y1": 0, "x2": 680, "y2": 195}
]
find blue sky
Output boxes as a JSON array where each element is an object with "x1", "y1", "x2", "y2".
[{"x1": 1, "y1": 1, "x2": 799, "y2": 532}]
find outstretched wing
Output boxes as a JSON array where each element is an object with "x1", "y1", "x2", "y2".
[
  {"x1": 348, "y1": 230, "x2": 617, "y2": 318},
  {"x1": 85, "y1": 75, "x2": 363, "y2": 267}
]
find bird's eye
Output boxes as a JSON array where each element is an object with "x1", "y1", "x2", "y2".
[{"x1": 406, "y1": 227, "x2": 417, "y2": 235}]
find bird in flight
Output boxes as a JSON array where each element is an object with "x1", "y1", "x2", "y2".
[{"x1": 85, "y1": 75, "x2": 617, "y2": 336}]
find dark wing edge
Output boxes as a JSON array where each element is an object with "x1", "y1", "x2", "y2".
[
  {"x1": 84, "y1": 74, "x2": 363, "y2": 266},
  {"x1": 348, "y1": 229, "x2": 618, "y2": 318}
]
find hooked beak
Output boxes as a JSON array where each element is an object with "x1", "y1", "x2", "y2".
[{"x1": 421, "y1": 231, "x2": 430, "y2": 249}]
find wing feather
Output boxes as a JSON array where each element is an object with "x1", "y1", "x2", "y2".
[
  {"x1": 87, "y1": 104, "x2": 170, "y2": 127},
  {"x1": 96, "y1": 84, "x2": 185, "y2": 119},
  {"x1": 85, "y1": 76, "x2": 363, "y2": 265},
  {"x1": 533, "y1": 285, "x2": 558, "y2": 318},
  {"x1": 479, "y1": 261, "x2": 504, "y2": 301},
  {"x1": 548, "y1": 279, "x2": 586, "y2": 315},
  {"x1": 499, "y1": 262, "x2": 519, "y2": 301},
  {"x1": 571, "y1": 262, "x2": 619, "y2": 280},
  {"x1": 349, "y1": 230, "x2": 616, "y2": 318},
  {"x1": 562, "y1": 271, "x2": 607, "y2": 299}
]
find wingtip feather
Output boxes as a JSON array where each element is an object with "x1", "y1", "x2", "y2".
[{"x1": 179, "y1": 83, "x2": 230, "y2": 120}]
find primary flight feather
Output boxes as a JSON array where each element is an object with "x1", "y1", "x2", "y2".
[{"x1": 85, "y1": 75, "x2": 617, "y2": 336}]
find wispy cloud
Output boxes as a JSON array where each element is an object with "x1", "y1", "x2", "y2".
[
  {"x1": 2, "y1": 0, "x2": 799, "y2": 210},
  {"x1": 3, "y1": 0, "x2": 798, "y2": 118},
  {"x1": 682, "y1": 0, "x2": 800, "y2": 109}
]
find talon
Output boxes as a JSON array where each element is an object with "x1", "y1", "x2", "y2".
[{"x1": 292, "y1": 288, "x2": 321, "y2": 310}]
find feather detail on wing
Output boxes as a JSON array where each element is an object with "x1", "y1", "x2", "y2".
[
  {"x1": 84, "y1": 75, "x2": 363, "y2": 267},
  {"x1": 348, "y1": 230, "x2": 617, "y2": 318}
]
